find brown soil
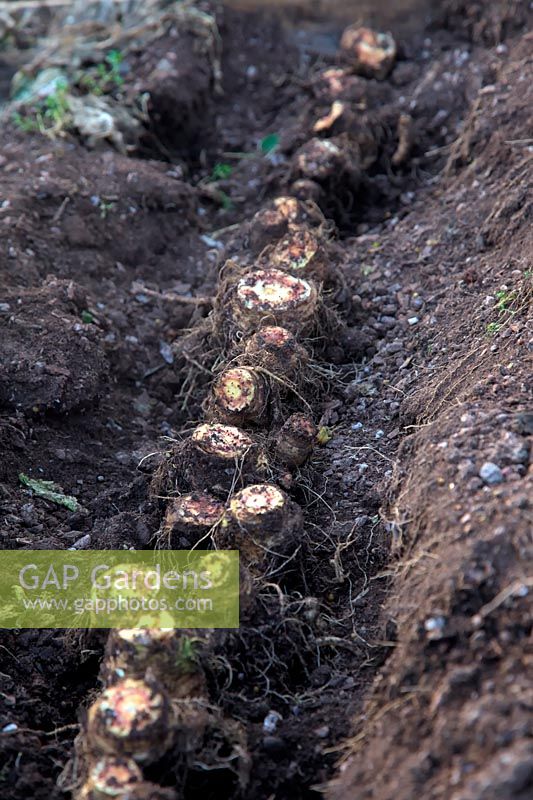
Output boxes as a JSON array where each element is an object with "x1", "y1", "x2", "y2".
[{"x1": 0, "y1": 2, "x2": 531, "y2": 800}]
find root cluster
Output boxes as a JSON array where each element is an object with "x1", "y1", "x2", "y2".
[{"x1": 69, "y1": 21, "x2": 402, "y2": 793}]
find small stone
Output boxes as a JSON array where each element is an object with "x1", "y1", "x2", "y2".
[
  {"x1": 159, "y1": 341, "x2": 174, "y2": 364},
  {"x1": 425, "y1": 615, "x2": 444, "y2": 631},
  {"x1": 68, "y1": 534, "x2": 91, "y2": 550},
  {"x1": 263, "y1": 710, "x2": 282, "y2": 734},
  {"x1": 407, "y1": 316, "x2": 419, "y2": 325},
  {"x1": 387, "y1": 341, "x2": 403, "y2": 354},
  {"x1": 351, "y1": 422, "x2": 363, "y2": 431},
  {"x1": 315, "y1": 725, "x2": 330, "y2": 739},
  {"x1": 479, "y1": 462, "x2": 503, "y2": 485},
  {"x1": 2, "y1": 723, "x2": 17, "y2": 733}
]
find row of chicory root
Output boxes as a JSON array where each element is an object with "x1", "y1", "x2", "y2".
[{"x1": 75, "y1": 194, "x2": 342, "y2": 800}]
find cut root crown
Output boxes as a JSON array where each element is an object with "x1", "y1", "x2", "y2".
[
  {"x1": 246, "y1": 325, "x2": 294, "y2": 351},
  {"x1": 212, "y1": 367, "x2": 267, "y2": 424},
  {"x1": 267, "y1": 224, "x2": 327, "y2": 280},
  {"x1": 165, "y1": 493, "x2": 224, "y2": 530},
  {"x1": 340, "y1": 25, "x2": 397, "y2": 79},
  {"x1": 191, "y1": 423, "x2": 253, "y2": 459},
  {"x1": 229, "y1": 483, "x2": 288, "y2": 533},
  {"x1": 249, "y1": 195, "x2": 325, "y2": 250},
  {"x1": 87, "y1": 678, "x2": 172, "y2": 762},
  {"x1": 217, "y1": 483, "x2": 302, "y2": 564},
  {"x1": 234, "y1": 268, "x2": 318, "y2": 332},
  {"x1": 243, "y1": 325, "x2": 308, "y2": 381},
  {"x1": 294, "y1": 138, "x2": 344, "y2": 181},
  {"x1": 114, "y1": 629, "x2": 176, "y2": 649},
  {"x1": 229, "y1": 483, "x2": 286, "y2": 527},
  {"x1": 82, "y1": 756, "x2": 142, "y2": 799}
]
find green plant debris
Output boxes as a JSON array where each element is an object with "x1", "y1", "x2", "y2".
[
  {"x1": 175, "y1": 636, "x2": 197, "y2": 673},
  {"x1": 209, "y1": 162, "x2": 233, "y2": 181},
  {"x1": 485, "y1": 284, "x2": 526, "y2": 336},
  {"x1": 217, "y1": 190, "x2": 233, "y2": 210},
  {"x1": 81, "y1": 310, "x2": 94, "y2": 324},
  {"x1": 19, "y1": 473, "x2": 82, "y2": 512},
  {"x1": 317, "y1": 426, "x2": 333, "y2": 445},
  {"x1": 79, "y1": 50, "x2": 125, "y2": 96},
  {"x1": 494, "y1": 289, "x2": 517, "y2": 312},
  {"x1": 260, "y1": 133, "x2": 280, "y2": 154},
  {"x1": 99, "y1": 200, "x2": 116, "y2": 219},
  {"x1": 12, "y1": 79, "x2": 70, "y2": 136}
]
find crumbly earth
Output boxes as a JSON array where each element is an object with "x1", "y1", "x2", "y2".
[{"x1": 0, "y1": 2, "x2": 531, "y2": 800}]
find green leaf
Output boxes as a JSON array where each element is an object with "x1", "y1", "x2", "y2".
[
  {"x1": 19, "y1": 473, "x2": 82, "y2": 512},
  {"x1": 81, "y1": 310, "x2": 94, "y2": 324},
  {"x1": 260, "y1": 133, "x2": 280, "y2": 155}
]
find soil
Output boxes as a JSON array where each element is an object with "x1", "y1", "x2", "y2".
[{"x1": 0, "y1": 1, "x2": 531, "y2": 799}]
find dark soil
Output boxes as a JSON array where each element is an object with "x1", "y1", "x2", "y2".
[{"x1": 0, "y1": 2, "x2": 531, "y2": 800}]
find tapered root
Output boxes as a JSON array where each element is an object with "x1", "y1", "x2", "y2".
[
  {"x1": 274, "y1": 413, "x2": 318, "y2": 468},
  {"x1": 86, "y1": 678, "x2": 174, "y2": 764}
]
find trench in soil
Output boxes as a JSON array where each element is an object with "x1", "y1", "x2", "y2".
[{"x1": 0, "y1": 2, "x2": 531, "y2": 799}]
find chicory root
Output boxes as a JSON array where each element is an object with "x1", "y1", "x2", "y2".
[
  {"x1": 231, "y1": 268, "x2": 319, "y2": 334},
  {"x1": 163, "y1": 492, "x2": 224, "y2": 546},
  {"x1": 179, "y1": 423, "x2": 264, "y2": 494},
  {"x1": 86, "y1": 677, "x2": 174, "y2": 764},
  {"x1": 215, "y1": 483, "x2": 303, "y2": 567},
  {"x1": 274, "y1": 413, "x2": 318, "y2": 468},
  {"x1": 340, "y1": 25, "x2": 396, "y2": 79},
  {"x1": 209, "y1": 366, "x2": 268, "y2": 426}
]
